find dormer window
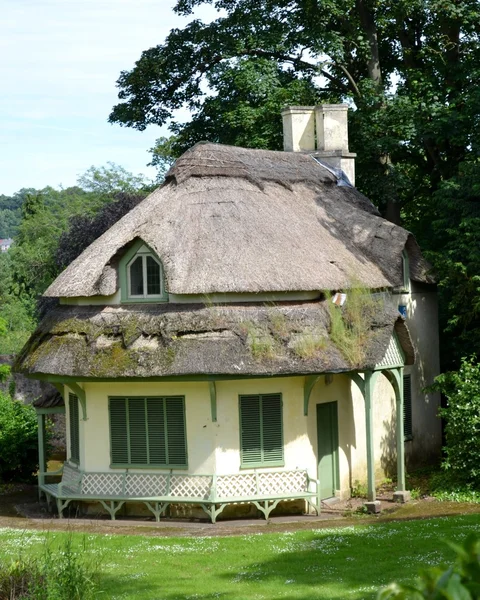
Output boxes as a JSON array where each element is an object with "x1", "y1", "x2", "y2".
[
  {"x1": 120, "y1": 240, "x2": 168, "y2": 303},
  {"x1": 402, "y1": 250, "x2": 410, "y2": 293}
]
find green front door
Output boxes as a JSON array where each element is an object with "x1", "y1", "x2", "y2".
[{"x1": 316, "y1": 401, "x2": 339, "y2": 499}]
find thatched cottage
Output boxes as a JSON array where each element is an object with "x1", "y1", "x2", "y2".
[{"x1": 17, "y1": 105, "x2": 441, "y2": 520}]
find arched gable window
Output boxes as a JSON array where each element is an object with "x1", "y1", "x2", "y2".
[{"x1": 119, "y1": 240, "x2": 168, "y2": 303}]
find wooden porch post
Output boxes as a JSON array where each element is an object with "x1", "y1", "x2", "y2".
[
  {"x1": 37, "y1": 412, "x2": 46, "y2": 485},
  {"x1": 364, "y1": 371, "x2": 377, "y2": 502},
  {"x1": 394, "y1": 367, "x2": 406, "y2": 493}
]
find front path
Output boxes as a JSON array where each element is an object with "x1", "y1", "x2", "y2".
[{"x1": 2, "y1": 484, "x2": 480, "y2": 537}]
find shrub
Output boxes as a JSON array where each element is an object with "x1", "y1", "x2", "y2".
[
  {"x1": 0, "y1": 535, "x2": 98, "y2": 600},
  {"x1": 434, "y1": 357, "x2": 480, "y2": 487},
  {"x1": 377, "y1": 534, "x2": 480, "y2": 599},
  {"x1": 0, "y1": 391, "x2": 39, "y2": 483}
]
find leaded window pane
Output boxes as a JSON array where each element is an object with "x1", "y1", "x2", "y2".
[
  {"x1": 146, "y1": 256, "x2": 161, "y2": 295},
  {"x1": 129, "y1": 256, "x2": 144, "y2": 296}
]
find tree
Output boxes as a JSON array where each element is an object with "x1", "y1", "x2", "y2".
[
  {"x1": 77, "y1": 162, "x2": 153, "y2": 195},
  {"x1": 109, "y1": 0, "x2": 480, "y2": 218},
  {"x1": 0, "y1": 390, "x2": 39, "y2": 482},
  {"x1": 109, "y1": 0, "x2": 480, "y2": 368},
  {"x1": 433, "y1": 358, "x2": 480, "y2": 487},
  {"x1": 55, "y1": 192, "x2": 145, "y2": 270},
  {"x1": 149, "y1": 58, "x2": 320, "y2": 173}
]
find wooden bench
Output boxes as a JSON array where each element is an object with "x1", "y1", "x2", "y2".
[{"x1": 39, "y1": 463, "x2": 320, "y2": 523}]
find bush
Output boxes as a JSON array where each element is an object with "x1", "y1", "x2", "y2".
[
  {"x1": 0, "y1": 391, "x2": 39, "y2": 483},
  {"x1": 0, "y1": 535, "x2": 98, "y2": 599},
  {"x1": 434, "y1": 357, "x2": 480, "y2": 487},
  {"x1": 377, "y1": 534, "x2": 480, "y2": 599}
]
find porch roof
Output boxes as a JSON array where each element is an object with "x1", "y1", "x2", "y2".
[{"x1": 15, "y1": 300, "x2": 414, "y2": 379}]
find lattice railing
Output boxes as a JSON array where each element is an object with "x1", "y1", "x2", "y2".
[
  {"x1": 216, "y1": 474, "x2": 257, "y2": 498},
  {"x1": 51, "y1": 464, "x2": 314, "y2": 503},
  {"x1": 258, "y1": 470, "x2": 308, "y2": 494},
  {"x1": 125, "y1": 473, "x2": 169, "y2": 497},
  {"x1": 169, "y1": 475, "x2": 212, "y2": 500},
  {"x1": 82, "y1": 473, "x2": 123, "y2": 496}
]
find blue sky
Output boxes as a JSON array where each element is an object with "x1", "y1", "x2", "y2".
[{"x1": 1, "y1": 0, "x2": 217, "y2": 195}]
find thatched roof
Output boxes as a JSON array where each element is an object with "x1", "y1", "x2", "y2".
[
  {"x1": 44, "y1": 143, "x2": 433, "y2": 298},
  {"x1": 33, "y1": 388, "x2": 64, "y2": 409},
  {"x1": 15, "y1": 300, "x2": 414, "y2": 379}
]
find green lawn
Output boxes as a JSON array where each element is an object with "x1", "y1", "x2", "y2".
[{"x1": 1, "y1": 514, "x2": 479, "y2": 599}]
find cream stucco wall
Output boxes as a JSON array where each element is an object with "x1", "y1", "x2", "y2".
[
  {"x1": 65, "y1": 373, "x2": 412, "y2": 500},
  {"x1": 392, "y1": 283, "x2": 442, "y2": 466}
]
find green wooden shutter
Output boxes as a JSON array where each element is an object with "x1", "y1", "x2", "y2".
[
  {"x1": 240, "y1": 394, "x2": 283, "y2": 467},
  {"x1": 262, "y1": 394, "x2": 283, "y2": 464},
  {"x1": 109, "y1": 397, "x2": 129, "y2": 465},
  {"x1": 240, "y1": 395, "x2": 262, "y2": 465},
  {"x1": 69, "y1": 393, "x2": 80, "y2": 464},
  {"x1": 403, "y1": 375, "x2": 413, "y2": 440},
  {"x1": 165, "y1": 397, "x2": 187, "y2": 466},
  {"x1": 109, "y1": 396, "x2": 187, "y2": 467},
  {"x1": 128, "y1": 398, "x2": 148, "y2": 464},
  {"x1": 147, "y1": 398, "x2": 166, "y2": 465}
]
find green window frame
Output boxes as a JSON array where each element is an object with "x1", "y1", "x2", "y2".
[
  {"x1": 119, "y1": 239, "x2": 168, "y2": 303},
  {"x1": 239, "y1": 393, "x2": 284, "y2": 468},
  {"x1": 403, "y1": 374, "x2": 413, "y2": 441},
  {"x1": 402, "y1": 249, "x2": 410, "y2": 292},
  {"x1": 109, "y1": 396, "x2": 188, "y2": 468},
  {"x1": 69, "y1": 393, "x2": 80, "y2": 464}
]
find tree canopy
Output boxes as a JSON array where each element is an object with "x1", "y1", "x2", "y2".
[{"x1": 109, "y1": 0, "x2": 480, "y2": 369}]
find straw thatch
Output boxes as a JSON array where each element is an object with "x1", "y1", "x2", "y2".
[
  {"x1": 33, "y1": 388, "x2": 64, "y2": 409},
  {"x1": 44, "y1": 143, "x2": 433, "y2": 298},
  {"x1": 15, "y1": 300, "x2": 414, "y2": 379}
]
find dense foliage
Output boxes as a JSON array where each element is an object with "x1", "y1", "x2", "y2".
[
  {"x1": 0, "y1": 536, "x2": 98, "y2": 600},
  {"x1": 0, "y1": 390, "x2": 39, "y2": 482},
  {"x1": 434, "y1": 357, "x2": 480, "y2": 488},
  {"x1": 378, "y1": 533, "x2": 480, "y2": 599},
  {"x1": 109, "y1": 0, "x2": 480, "y2": 370},
  {"x1": 0, "y1": 164, "x2": 151, "y2": 354}
]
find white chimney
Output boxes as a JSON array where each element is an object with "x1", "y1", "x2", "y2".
[
  {"x1": 281, "y1": 103, "x2": 356, "y2": 186},
  {"x1": 281, "y1": 107, "x2": 315, "y2": 152}
]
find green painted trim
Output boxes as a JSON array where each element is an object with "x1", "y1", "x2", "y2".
[
  {"x1": 349, "y1": 372, "x2": 365, "y2": 396},
  {"x1": 52, "y1": 383, "x2": 64, "y2": 396},
  {"x1": 119, "y1": 239, "x2": 168, "y2": 304},
  {"x1": 109, "y1": 464, "x2": 189, "y2": 470},
  {"x1": 303, "y1": 375, "x2": 321, "y2": 416},
  {"x1": 364, "y1": 370, "x2": 380, "y2": 502},
  {"x1": 374, "y1": 333, "x2": 406, "y2": 370},
  {"x1": 239, "y1": 461, "x2": 285, "y2": 470},
  {"x1": 35, "y1": 407, "x2": 65, "y2": 415},
  {"x1": 35, "y1": 371, "x2": 338, "y2": 384},
  {"x1": 37, "y1": 414, "x2": 46, "y2": 484},
  {"x1": 385, "y1": 367, "x2": 406, "y2": 492},
  {"x1": 209, "y1": 381, "x2": 217, "y2": 422},
  {"x1": 65, "y1": 383, "x2": 87, "y2": 420},
  {"x1": 402, "y1": 250, "x2": 410, "y2": 293}
]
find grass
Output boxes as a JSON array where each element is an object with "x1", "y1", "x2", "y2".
[
  {"x1": 327, "y1": 285, "x2": 382, "y2": 368},
  {"x1": 292, "y1": 329, "x2": 328, "y2": 359},
  {"x1": 1, "y1": 515, "x2": 480, "y2": 599}
]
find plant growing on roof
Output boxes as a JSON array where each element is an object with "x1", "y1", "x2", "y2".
[{"x1": 327, "y1": 283, "x2": 383, "y2": 367}]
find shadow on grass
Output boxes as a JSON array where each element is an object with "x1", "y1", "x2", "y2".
[{"x1": 96, "y1": 514, "x2": 480, "y2": 600}]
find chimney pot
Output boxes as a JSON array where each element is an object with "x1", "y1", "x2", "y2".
[
  {"x1": 281, "y1": 107, "x2": 315, "y2": 152},
  {"x1": 315, "y1": 104, "x2": 349, "y2": 152}
]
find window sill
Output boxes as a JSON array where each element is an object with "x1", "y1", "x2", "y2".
[
  {"x1": 110, "y1": 464, "x2": 189, "y2": 470},
  {"x1": 240, "y1": 462, "x2": 285, "y2": 470}
]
